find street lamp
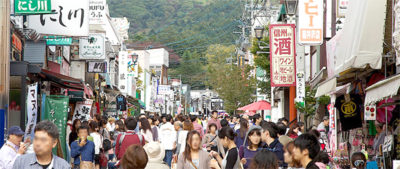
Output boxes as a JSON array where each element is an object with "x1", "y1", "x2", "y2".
[
  {"x1": 284, "y1": 0, "x2": 298, "y2": 16},
  {"x1": 254, "y1": 26, "x2": 269, "y2": 53},
  {"x1": 254, "y1": 26, "x2": 265, "y2": 40}
]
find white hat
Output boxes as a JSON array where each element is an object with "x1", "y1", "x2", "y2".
[{"x1": 143, "y1": 141, "x2": 165, "y2": 162}]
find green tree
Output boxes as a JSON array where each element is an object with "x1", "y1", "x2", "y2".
[
  {"x1": 206, "y1": 44, "x2": 256, "y2": 114},
  {"x1": 250, "y1": 36, "x2": 271, "y2": 98}
]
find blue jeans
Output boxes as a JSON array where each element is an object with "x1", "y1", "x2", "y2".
[{"x1": 163, "y1": 150, "x2": 173, "y2": 166}]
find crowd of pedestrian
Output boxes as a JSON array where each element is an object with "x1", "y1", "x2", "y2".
[{"x1": 0, "y1": 111, "x2": 374, "y2": 169}]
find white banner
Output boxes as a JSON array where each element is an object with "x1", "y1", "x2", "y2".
[
  {"x1": 73, "y1": 100, "x2": 93, "y2": 122},
  {"x1": 25, "y1": 83, "x2": 38, "y2": 139},
  {"x1": 298, "y1": 0, "x2": 324, "y2": 45},
  {"x1": 158, "y1": 85, "x2": 171, "y2": 95},
  {"x1": 89, "y1": 0, "x2": 106, "y2": 25},
  {"x1": 79, "y1": 33, "x2": 105, "y2": 60},
  {"x1": 25, "y1": 82, "x2": 38, "y2": 139},
  {"x1": 27, "y1": 0, "x2": 89, "y2": 36},
  {"x1": 119, "y1": 51, "x2": 128, "y2": 94},
  {"x1": 296, "y1": 72, "x2": 305, "y2": 103}
]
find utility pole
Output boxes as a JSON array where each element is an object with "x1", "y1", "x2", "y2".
[
  {"x1": 179, "y1": 74, "x2": 182, "y2": 114},
  {"x1": 0, "y1": 0, "x2": 10, "y2": 124}
]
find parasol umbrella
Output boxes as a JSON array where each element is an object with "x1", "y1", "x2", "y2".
[
  {"x1": 238, "y1": 100, "x2": 271, "y2": 111},
  {"x1": 243, "y1": 110, "x2": 256, "y2": 116}
]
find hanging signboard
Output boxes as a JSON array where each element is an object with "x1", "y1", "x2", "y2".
[
  {"x1": 269, "y1": 24, "x2": 296, "y2": 87},
  {"x1": 127, "y1": 51, "x2": 138, "y2": 77},
  {"x1": 337, "y1": 0, "x2": 349, "y2": 18},
  {"x1": 27, "y1": 0, "x2": 89, "y2": 36},
  {"x1": 296, "y1": 72, "x2": 305, "y2": 104},
  {"x1": 89, "y1": 0, "x2": 106, "y2": 25},
  {"x1": 46, "y1": 38, "x2": 73, "y2": 46},
  {"x1": 364, "y1": 105, "x2": 376, "y2": 120},
  {"x1": 158, "y1": 85, "x2": 171, "y2": 95},
  {"x1": 298, "y1": 0, "x2": 324, "y2": 45},
  {"x1": 119, "y1": 51, "x2": 128, "y2": 94},
  {"x1": 42, "y1": 95, "x2": 69, "y2": 159},
  {"x1": 24, "y1": 83, "x2": 38, "y2": 139},
  {"x1": 87, "y1": 61, "x2": 107, "y2": 73},
  {"x1": 79, "y1": 34, "x2": 105, "y2": 60},
  {"x1": 72, "y1": 99, "x2": 93, "y2": 122},
  {"x1": 15, "y1": 0, "x2": 52, "y2": 14}
]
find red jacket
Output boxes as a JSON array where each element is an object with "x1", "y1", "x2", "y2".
[{"x1": 115, "y1": 131, "x2": 145, "y2": 159}]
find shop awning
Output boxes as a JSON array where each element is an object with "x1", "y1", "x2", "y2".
[
  {"x1": 364, "y1": 74, "x2": 400, "y2": 105},
  {"x1": 39, "y1": 69, "x2": 84, "y2": 90},
  {"x1": 315, "y1": 78, "x2": 336, "y2": 97},
  {"x1": 334, "y1": 0, "x2": 387, "y2": 74}
]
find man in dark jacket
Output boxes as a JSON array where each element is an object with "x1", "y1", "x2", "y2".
[{"x1": 260, "y1": 121, "x2": 286, "y2": 167}]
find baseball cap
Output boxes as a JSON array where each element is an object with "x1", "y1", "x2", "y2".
[{"x1": 8, "y1": 126, "x2": 25, "y2": 136}]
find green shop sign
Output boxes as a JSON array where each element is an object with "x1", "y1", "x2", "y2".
[
  {"x1": 14, "y1": 0, "x2": 52, "y2": 14},
  {"x1": 45, "y1": 36, "x2": 73, "y2": 46}
]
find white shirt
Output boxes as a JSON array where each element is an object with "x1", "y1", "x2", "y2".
[
  {"x1": 0, "y1": 141, "x2": 21, "y2": 169},
  {"x1": 90, "y1": 132, "x2": 102, "y2": 154},
  {"x1": 159, "y1": 122, "x2": 177, "y2": 150},
  {"x1": 106, "y1": 122, "x2": 115, "y2": 132},
  {"x1": 141, "y1": 129, "x2": 153, "y2": 143}
]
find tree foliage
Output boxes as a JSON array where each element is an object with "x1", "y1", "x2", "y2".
[
  {"x1": 250, "y1": 36, "x2": 271, "y2": 98},
  {"x1": 295, "y1": 86, "x2": 330, "y2": 117},
  {"x1": 205, "y1": 44, "x2": 256, "y2": 114}
]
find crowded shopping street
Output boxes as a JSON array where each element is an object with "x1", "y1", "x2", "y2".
[{"x1": 1, "y1": 0, "x2": 400, "y2": 168}]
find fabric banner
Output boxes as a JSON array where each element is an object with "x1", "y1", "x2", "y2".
[
  {"x1": 25, "y1": 83, "x2": 38, "y2": 139},
  {"x1": 73, "y1": 99, "x2": 93, "y2": 122},
  {"x1": 42, "y1": 95, "x2": 69, "y2": 159}
]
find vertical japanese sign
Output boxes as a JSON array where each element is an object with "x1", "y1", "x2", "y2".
[
  {"x1": 42, "y1": 95, "x2": 69, "y2": 159},
  {"x1": 337, "y1": 0, "x2": 349, "y2": 18},
  {"x1": 295, "y1": 72, "x2": 305, "y2": 104},
  {"x1": 73, "y1": 100, "x2": 93, "y2": 122},
  {"x1": 25, "y1": 83, "x2": 38, "y2": 139},
  {"x1": 15, "y1": 0, "x2": 52, "y2": 14},
  {"x1": 89, "y1": 0, "x2": 106, "y2": 25},
  {"x1": 298, "y1": 0, "x2": 324, "y2": 45},
  {"x1": 27, "y1": 0, "x2": 89, "y2": 36},
  {"x1": 269, "y1": 24, "x2": 296, "y2": 87},
  {"x1": 119, "y1": 51, "x2": 128, "y2": 94}
]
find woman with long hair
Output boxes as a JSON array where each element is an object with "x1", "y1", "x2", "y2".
[
  {"x1": 69, "y1": 119, "x2": 81, "y2": 146},
  {"x1": 284, "y1": 141, "x2": 302, "y2": 169},
  {"x1": 176, "y1": 130, "x2": 211, "y2": 169},
  {"x1": 89, "y1": 121, "x2": 102, "y2": 169},
  {"x1": 139, "y1": 118, "x2": 153, "y2": 143},
  {"x1": 287, "y1": 124, "x2": 300, "y2": 139},
  {"x1": 113, "y1": 120, "x2": 126, "y2": 141},
  {"x1": 234, "y1": 118, "x2": 248, "y2": 148},
  {"x1": 149, "y1": 116, "x2": 159, "y2": 141},
  {"x1": 210, "y1": 126, "x2": 241, "y2": 169},
  {"x1": 239, "y1": 126, "x2": 262, "y2": 169},
  {"x1": 249, "y1": 149, "x2": 279, "y2": 169}
]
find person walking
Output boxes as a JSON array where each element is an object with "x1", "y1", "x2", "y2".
[
  {"x1": 0, "y1": 126, "x2": 29, "y2": 169},
  {"x1": 120, "y1": 145, "x2": 148, "y2": 169},
  {"x1": 234, "y1": 118, "x2": 248, "y2": 148},
  {"x1": 260, "y1": 122, "x2": 285, "y2": 168},
  {"x1": 239, "y1": 126, "x2": 262, "y2": 169},
  {"x1": 144, "y1": 142, "x2": 170, "y2": 169},
  {"x1": 71, "y1": 125, "x2": 95, "y2": 169},
  {"x1": 177, "y1": 130, "x2": 211, "y2": 169},
  {"x1": 210, "y1": 126, "x2": 241, "y2": 169},
  {"x1": 158, "y1": 114, "x2": 176, "y2": 166},
  {"x1": 248, "y1": 149, "x2": 279, "y2": 169},
  {"x1": 202, "y1": 123, "x2": 218, "y2": 152},
  {"x1": 208, "y1": 111, "x2": 221, "y2": 131},
  {"x1": 287, "y1": 124, "x2": 300, "y2": 139},
  {"x1": 283, "y1": 142, "x2": 302, "y2": 169},
  {"x1": 191, "y1": 115, "x2": 204, "y2": 138},
  {"x1": 139, "y1": 118, "x2": 153, "y2": 143},
  {"x1": 89, "y1": 121, "x2": 102, "y2": 169},
  {"x1": 115, "y1": 117, "x2": 145, "y2": 160},
  {"x1": 12, "y1": 121, "x2": 70, "y2": 169},
  {"x1": 106, "y1": 118, "x2": 116, "y2": 132},
  {"x1": 69, "y1": 119, "x2": 81, "y2": 146},
  {"x1": 292, "y1": 134, "x2": 320, "y2": 169}
]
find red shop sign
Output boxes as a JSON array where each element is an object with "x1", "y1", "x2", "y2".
[
  {"x1": 12, "y1": 34, "x2": 22, "y2": 51},
  {"x1": 269, "y1": 24, "x2": 296, "y2": 87}
]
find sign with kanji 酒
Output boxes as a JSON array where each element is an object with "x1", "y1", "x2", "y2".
[
  {"x1": 298, "y1": 0, "x2": 324, "y2": 45},
  {"x1": 269, "y1": 24, "x2": 296, "y2": 87}
]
